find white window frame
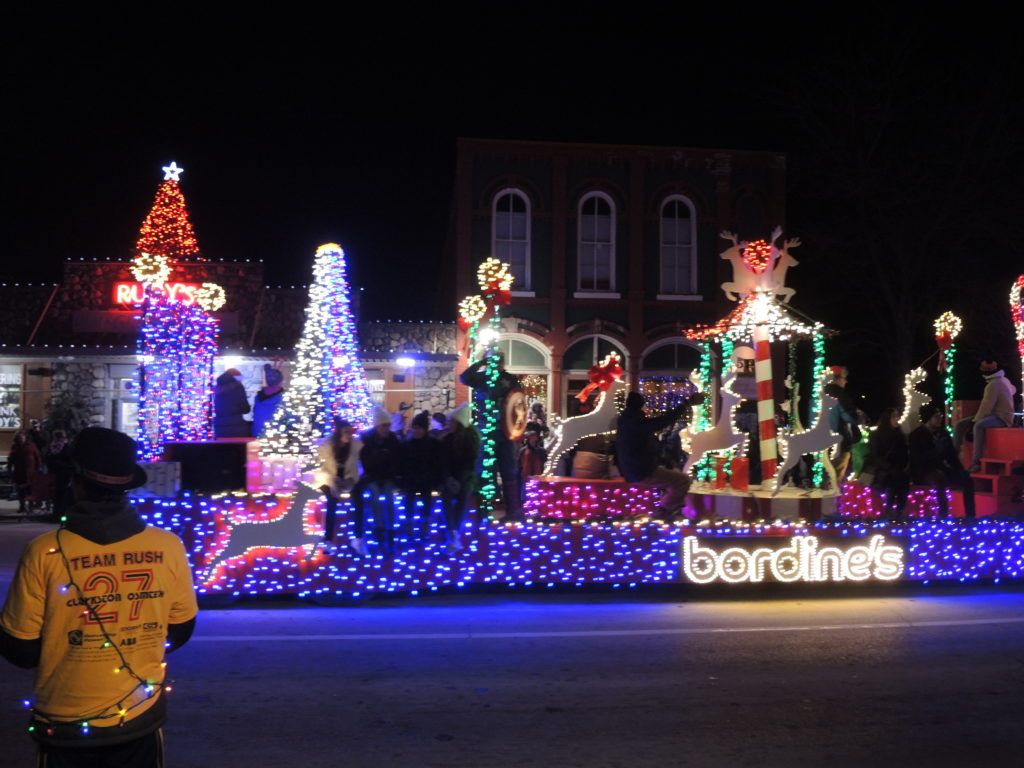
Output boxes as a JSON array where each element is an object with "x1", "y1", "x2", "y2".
[
  {"x1": 492, "y1": 188, "x2": 533, "y2": 296},
  {"x1": 657, "y1": 195, "x2": 699, "y2": 299},
  {"x1": 575, "y1": 191, "x2": 617, "y2": 297}
]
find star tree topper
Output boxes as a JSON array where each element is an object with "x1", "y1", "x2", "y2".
[{"x1": 162, "y1": 161, "x2": 184, "y2": 182}]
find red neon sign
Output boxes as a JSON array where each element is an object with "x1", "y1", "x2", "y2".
[{"x1": 113, "y1": 282, "x2": 201, "y2": 306}]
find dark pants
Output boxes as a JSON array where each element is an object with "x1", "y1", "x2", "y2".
[
  {"x1": 922, "y1": 469, "x2": 976, "y2": 518},
  {"x1": 873, "y1": 471, "x2": 909, "y2": 520},
  {"x1": 443, "y1": 474, "x2": 476, "y2": 537},
  {"x1": 323, "y1": 492, "x2": 340, "y2": 542},
  {"x1": 38, "y1": 729, "x2": 163, "y2": 767},
  {"x1": 351, "y1": 479, "x2": 397, "y2": 541},
  {"x1": 495, "y1": 438, "x2": 522, "y2": 518}
]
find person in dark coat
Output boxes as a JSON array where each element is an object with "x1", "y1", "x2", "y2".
[
  {"x1": 8, "y1": 430, "x2": 42, "y2": 514},
  {"x1": 398, "y1": 411, "x2": 444, "y2": 538},
  {"x1": 349, "y1": 407, "x2": 402, "y2": 555},
  {"x1": 615, "y1": 391, "x2": 693, "y2": 520},
  {"x1": 440, "y1": 404, "x2": 480, "y2": 553},
  {"x1": 517, "y1": 422, "x2": 548, "y2": 508},
  {"x1": 908, "y1": 404, "x2": 976, "y2": 519},
  {"x1": 213, "y1": 368, "x2": 251, "y2": 438},
  {"x1": 43, "y1": 430, "x2": 74, "y2": 522},
  {"x1": 860, "y1": 408, "x2": 909, "y2": 520},
  {"x1": 251, "y1": 364, "x2": 285, "y2": 438},
  {"x1": 459, "y1": 353, "x2": 523, "y2": 521}
]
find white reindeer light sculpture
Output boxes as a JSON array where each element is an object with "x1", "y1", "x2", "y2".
[
  {"x1": 682, "y1": 372, "x2": 747, "y2": 475},
  {"x1": 773, "y1": 374, "x2": 841, "y2": 494},
  {"x1": 543, "y1": 380, "x2": 625, "y2": 476},
  {"x1": 898, "y1": 368, "x2": 929, "y2": 435}
]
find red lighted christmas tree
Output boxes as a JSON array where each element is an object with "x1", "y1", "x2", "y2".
[
  {"x1": 134, "y1": 162, "x2": 221, "y2": 460},
  {"x1": 135, "y1": 161, "x2": 203, "y2": 261}
]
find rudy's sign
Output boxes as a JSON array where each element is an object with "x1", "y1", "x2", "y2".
[
  {"x1": 681, "y1": 535, "x2": 904, "y2": 584},
  {"x1": 113, "y1": 282, "x2": 202, "y2": 306}
]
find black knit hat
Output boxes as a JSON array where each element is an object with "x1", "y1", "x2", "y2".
[{"x1": 69, "y1": 427, "x2": 147, "y2": 491}]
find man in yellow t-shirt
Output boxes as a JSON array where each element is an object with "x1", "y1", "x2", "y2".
[{"x1": 0, "y1": 427, "x2": 198, "y2": 767}]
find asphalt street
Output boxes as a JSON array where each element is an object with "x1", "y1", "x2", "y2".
[{"x1": 2, "y1": 518, "x2": 1024, "y2": 767}]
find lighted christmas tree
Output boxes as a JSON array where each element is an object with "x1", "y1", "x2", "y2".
[
  {"x1": 134, "y1": 162, "x2": 223, "y2": 461},
  {"x1": 135, "y1": 161, "x2": 202, "y2": 261},
  {"x1": 260, "y1": 243, "x2": 375, "y2": 468}
]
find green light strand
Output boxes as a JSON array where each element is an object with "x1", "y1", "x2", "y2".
[
  {"x1": 477, "y1": 314, "x2": 501, "y2": 517},
  {"x1": 787, "y1": 340, "x2": 799, "y2": 431},
  {"x1": 944, "y1": 345, "x2": 956, "y2": 435},
  {"x1": 811, "y1": 330, "x2": 826, "y2": 489},
  {"x1": 695, "y1": 342, "x2": 715, "y2": 482},
  {"x1": 718, "y1": 337, "x2": 735, "y2": 476}
]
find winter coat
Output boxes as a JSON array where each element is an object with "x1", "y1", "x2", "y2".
[
  {"x1": 316, "y1": 435, "x2": 363, "y2": 496},
  {"x1": 442, "y1": 426, "x2": 481, "y2": 482},
  {"x1": 908, "y1": 425, "x2": 961, "y2": 483},
  {"x1": 213, "y1": 373, "x2": 251, "y2": 438},
  {"x1": 251, "y1": 388, "x2": 284, "y2": 438},
  {"x1": 358, "y1": 428, "x2": 401, "y2": 483},
  {"x1": 974, "y1": 370, "x2": 1016, "y2": 426},
  {"x1": 398, "y1": 435, "x2": 444, "y2": 494},
  {"x1": 8, "y1": 441, "x2": 42, "y2": 485},
  {"x1": 861, "y1": 426, "x2": 908, "y2": 485},
  {"x1": 615, "y1": 405, "x2": 686, "y2": 482},
  {"x1": 459, "y1": 359, "x2": 519, "y2": 442}
]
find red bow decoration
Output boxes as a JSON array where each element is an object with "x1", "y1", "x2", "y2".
[
  {"x1": 488, "y1": 289, "x2": 511, "y2": 307},
  {"x1": 576, "y1": 353, "x2": 623, "y2": 402},
  {"x1": 935, "y1": 332, "x2": 953, "y2": 371}
]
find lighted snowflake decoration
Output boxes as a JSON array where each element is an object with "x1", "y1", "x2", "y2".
[
  {"x1": 477, "y1": 257, "x2": 513, "y2": 292},
  {"x1": 934, "y1": 311, "x2": 963, "y2": 340},
  {"x1": 131, "y1": 252, "x2": 171, "y2": 286},
  {"x1": 195, "y1": 282, "x2": 227, "y2": 312},
  {"x1": 741, "y1": 240, "x2": 773, "y2": 274}
]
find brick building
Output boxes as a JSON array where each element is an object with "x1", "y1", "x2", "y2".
[{"x1": 445, "y1": 138, "x2": 786, "y2": 416}]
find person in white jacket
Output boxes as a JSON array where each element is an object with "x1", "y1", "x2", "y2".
[
  {"x1": 954, "y1": 360, "x2": 1018, "y2": 472},
  {"x1": 316, "y1": 418, "x2": 363, "y2": 545}
]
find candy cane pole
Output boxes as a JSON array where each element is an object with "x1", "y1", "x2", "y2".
[{"x1": 753, "y1": 324, "x2": 777, "y2": 483}]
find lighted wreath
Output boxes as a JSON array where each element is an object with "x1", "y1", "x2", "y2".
[
  {"x1": 131, "y1": 252, "x2": 171, "y2": 286},
  {"x1": 477, "y1": 257, "x2": 513, "y2": 293},
  {"x1": 195, "y1": 282, "x2": 227, "y2": 312}
]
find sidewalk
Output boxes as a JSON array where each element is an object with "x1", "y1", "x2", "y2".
[{"x1": 0, "y1": 497, "x2": 59, "y2": 525}]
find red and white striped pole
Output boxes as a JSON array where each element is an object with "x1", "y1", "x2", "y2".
[{"x1": 753, "y1": 324, "x2": 777, "y2": 483}]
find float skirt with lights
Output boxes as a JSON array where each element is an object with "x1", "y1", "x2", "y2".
[{"x1": 131, "y1": 486, "x2": 1024, "y2": 601}]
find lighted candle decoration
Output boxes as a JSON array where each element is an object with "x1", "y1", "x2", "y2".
[{"x1": 933, "y1": 311, "x2": 962, "y2": 429}]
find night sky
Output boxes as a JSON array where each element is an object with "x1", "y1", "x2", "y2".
[{"x1": 4, "y1": 9, "x2": 1021, "y2": 409}]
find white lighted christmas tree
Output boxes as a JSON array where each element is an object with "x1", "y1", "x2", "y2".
[{"x1": 260, "y1": 243, "x2": 375, "y2": 467}]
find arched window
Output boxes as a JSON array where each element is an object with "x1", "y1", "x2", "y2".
[
  {"x1": 660, "y1": 196, "x2": 697, "y2": 296},
  {"x1": 497, "y1": 334, "x2": 550, "y2": 413},
  {"x1": 639, "y1": 340, "x2": 703, "y2": 416},
  {"x1": 492, "y1": 189, "x2": 531, "y2": 291},
  {"x1": 577, "y1": 192, "x2": 615, "y2": 292},
  {"x1": 562, "y1": 335, "x2": 627, "y2": 416}
]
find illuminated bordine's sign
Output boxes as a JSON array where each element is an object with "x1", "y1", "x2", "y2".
[{"x1": 682, "y1": 535, "x2": 904, "y2": 584}]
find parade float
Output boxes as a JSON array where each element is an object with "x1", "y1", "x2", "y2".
[{"x1": 121, "y1": 170, "x2": 1024, "y2": 601}]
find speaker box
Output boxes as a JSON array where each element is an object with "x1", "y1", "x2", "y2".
[{"x1": 163, "y1": 440, "x2": 251, "y2": 493}]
